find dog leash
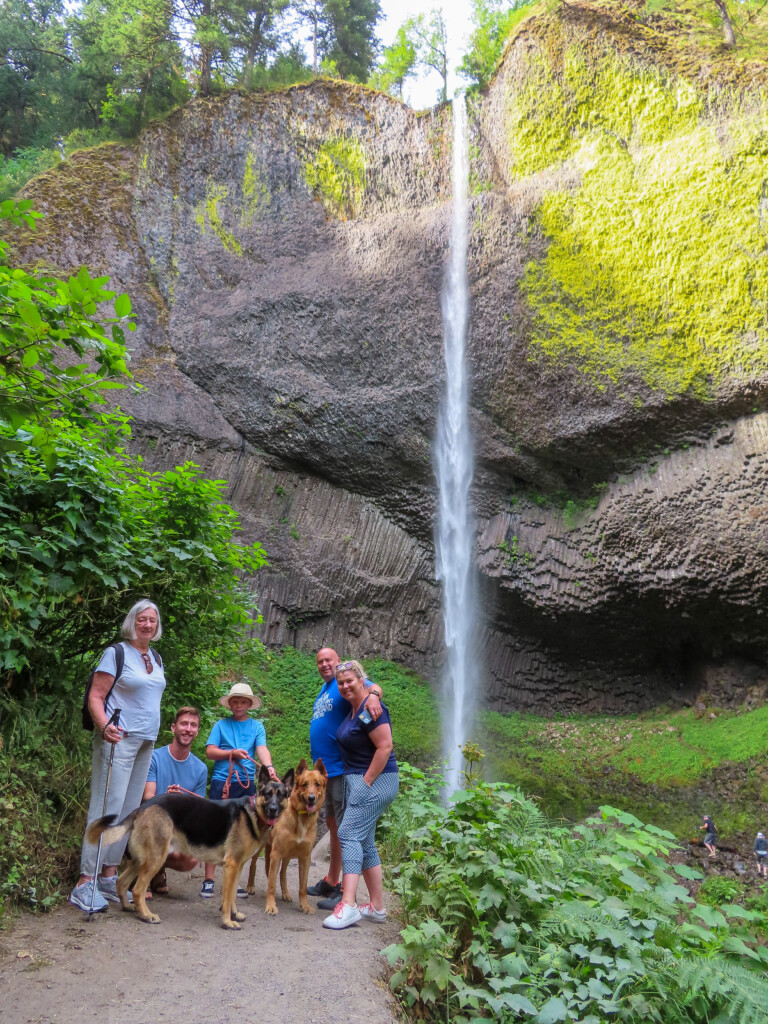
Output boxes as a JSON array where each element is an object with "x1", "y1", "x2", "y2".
[{"x1": 222, "y1": 752, "x2": 261, "y2": 799}]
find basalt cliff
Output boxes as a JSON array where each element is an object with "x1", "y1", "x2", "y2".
[{"x1": 12, "y1": 0, "x2": 768, "y2": 712}]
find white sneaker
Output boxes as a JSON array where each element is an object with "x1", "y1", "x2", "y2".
[
  {"x1": 322, "y1": 901, "x2": 362, "y2": 929},
  {"x1": 97, "y1": 875, "x2": 132, "y2": 903},
  {"x1": 358, "y1": 902, "x2": 387, "y2": 922},
  {"x1": 69, "y1": 879, "x2": 108, "y2": 913}
]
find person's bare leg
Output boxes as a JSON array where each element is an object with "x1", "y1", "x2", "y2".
[
  {"x1": 327, "y1": 816, "x2": 342, "y2": 886},
  {"x1": 341, "y1": 872, "x2": 359, "y2": 907},
  {"x1": 362, "y1": 865, "x2": 384, "y2": 911},
  {"x1": 204, "y1": 863, "x2": 215, "y2": 881}
]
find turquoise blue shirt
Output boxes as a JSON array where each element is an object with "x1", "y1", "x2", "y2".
[{"x1": 207, "y1": 717, "x2": 267, "y2": 782}]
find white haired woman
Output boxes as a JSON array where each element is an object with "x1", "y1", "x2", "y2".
[
  {"x1": 69, "y1": 599, "x2": 166, "y2": 913},
  {"x1": 322, "y1": 659, "x2": 399, "y2": 930}
]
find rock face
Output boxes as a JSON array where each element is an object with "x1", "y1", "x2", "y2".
[{"x1": 13, "y1": 1, "x2": 768, "y2": 712}]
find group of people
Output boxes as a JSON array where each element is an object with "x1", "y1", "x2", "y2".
[
  {"x1": 699, "y1": 815, "x2": 768, "y2": 878},
  {"x1": 69, "y1": 598, "x2": 399, "y2": 930}
]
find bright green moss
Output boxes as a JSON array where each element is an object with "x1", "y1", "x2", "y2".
[
  {"x1": 241, "y1": 151, "x2": 271, "y2": 226},
  {"x1": 513, "y1": 47, "x2": 768, "y2": 396},
  {"x1": 194, "y1": 179, "x2": 242, "y2": 256},
  {"x1": 303, "y1": 136, "x2": 366, "y2": 219}
]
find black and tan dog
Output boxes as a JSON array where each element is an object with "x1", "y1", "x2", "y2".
[
  {"x1": 86, "y1": 765, "x2": 293, "y2": 929},
  {"x1": 264, "y1": 757, "x2": 327, "y2": 916}
]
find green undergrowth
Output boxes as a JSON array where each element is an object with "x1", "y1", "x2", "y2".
[
  {"x1": 508, "y1": 15, "x2": 768, "y2": 398},
  {"x1": 480, "y1": 703, "x2": 768, "y2": 840},
  {"x1": 379, "y1": 763, "x2": 768, "y2": 1024}
]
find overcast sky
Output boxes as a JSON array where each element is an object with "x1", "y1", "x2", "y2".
[{"x1": 375, "y1": 0, "x2": 474, "y2": 108}]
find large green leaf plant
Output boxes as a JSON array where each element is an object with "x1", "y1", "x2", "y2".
[{"x1": 381, "y1": 763, "x2": 768, "y2": 1024}]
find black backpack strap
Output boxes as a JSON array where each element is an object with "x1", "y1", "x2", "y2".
[
  {"x1": 102, "y1": 642, "x2": 125, "y2": 712},
  {"x1": 150, "y1": 647, "x2": 162, "y2": 668}
]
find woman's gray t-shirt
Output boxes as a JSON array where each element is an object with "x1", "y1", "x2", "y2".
[{"x1": 96, "y1": 642, "x2": 166, "y2": 741}]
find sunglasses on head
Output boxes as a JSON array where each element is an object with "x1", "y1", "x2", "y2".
[{"x1": 336, "y1": 661, "x2": 361, "y2": 675}]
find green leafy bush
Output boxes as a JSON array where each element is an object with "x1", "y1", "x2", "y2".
[
  {"x1": 0, "y1": 416, "x2": 267, "y2": 717},
  {"x1": 380, "y1": 765, "x2": 768, "y2": 1023}
]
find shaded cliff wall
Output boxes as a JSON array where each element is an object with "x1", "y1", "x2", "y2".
[{"x1": 11, "y1": 0, "x2": 768, "y2": 711}]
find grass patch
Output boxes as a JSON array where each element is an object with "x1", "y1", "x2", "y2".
[
  {"x1": 481, "y1": 704, "x2": 768, "y2": 788},
  {"x1": 480, "y1": 703, "x2": 768, "y2": 841}
]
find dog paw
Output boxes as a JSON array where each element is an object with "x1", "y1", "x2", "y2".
[
  {"x1": 264, "y1": 902, "x2": 278, "y2": 916},
  {"x1": 300, "y1": 902, "x2": 315, "y2": 915},
  {"x1": 281, "y1": 892, "x2": 293, "y2": 903},
  {"x1": 221, "y1": 919, "x2": 241, "y2": 930},
  {"x1": 139, "y1": 912, "x2": 161, "y2": 924},
  {"x1": 231, "y1": 910, "x2": 246, "y2": 922},
  {"x1": 245, "y1": 886, "x2": 256, "y2": 896}
]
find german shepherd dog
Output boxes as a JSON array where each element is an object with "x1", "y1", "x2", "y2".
[
  {"x1": 86, "y1": 765, "x2": 293, "y2": 929},
  {"x1": 265, "y1": 757, "x2": 327, "y2": 915}
]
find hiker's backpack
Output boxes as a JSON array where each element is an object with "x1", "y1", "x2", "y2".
[{"x1": 82, "y1": 643, "x2": 125, "y2": 730}]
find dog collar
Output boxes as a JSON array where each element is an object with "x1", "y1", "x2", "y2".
[
  {"x1": 250, "y1": 796, "x2": 275, "y2": 830},
  {"x1": 297, "y1": 807, "x2": 318, "y2": 816}
]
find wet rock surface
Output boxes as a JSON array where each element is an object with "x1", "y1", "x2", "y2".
[{"x1": 12, "y1": 7, "x2": 768, "y2": 712}]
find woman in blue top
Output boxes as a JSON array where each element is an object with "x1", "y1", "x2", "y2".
[
  {"x1": 323, "y1": 659, "x2": 399, "y2": 931},
  {"x1": 200, "y1": 681, "x2": 278, "y2": 897}
]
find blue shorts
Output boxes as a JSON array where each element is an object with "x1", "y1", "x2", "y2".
[{"x1": 210, "y1": 778, "x2": 255, "y2": 800}]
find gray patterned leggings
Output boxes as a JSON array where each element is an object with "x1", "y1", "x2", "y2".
[{"x1": 338, "y1": 772, "x2": 399, "y2": 875}]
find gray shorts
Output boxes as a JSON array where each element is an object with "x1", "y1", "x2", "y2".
[
  {"x1": 325, "y1": 774, "x2": 345, "y2": 823},
  {"x1": 704, "y1": 833, "x2": 716, "y2": 846}
]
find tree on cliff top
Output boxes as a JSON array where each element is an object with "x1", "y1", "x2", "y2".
[
  {"x1": 459, "y1": 0, "x2": 535, "y2": 89},
  {"x1": 367, "y1": 24, "x2": 417, "y2": 98},
  {"x1": 290, "y1": 0, "x2": 380, "y2": 81},
  {"x1": 399, "y1": 9, "x2": 448, "y2": 103}
]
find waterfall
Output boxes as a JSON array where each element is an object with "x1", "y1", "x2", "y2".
[{"x1": 434, "y1": 95, "x2": 476, "y2": 794}]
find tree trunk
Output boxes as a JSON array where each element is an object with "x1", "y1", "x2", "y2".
[
  {"x1": 713, "y1": 0, "x2": 736, "y2": 49},
  {"x1": 243, "y1": 11, "x2": 266, "y2": 84}
]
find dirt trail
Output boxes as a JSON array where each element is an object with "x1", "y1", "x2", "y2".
[{"x1": 0, "y1": 837, "x2": 401, "y2": 1024}]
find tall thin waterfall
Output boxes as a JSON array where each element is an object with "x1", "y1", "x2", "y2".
[{"x1": 434, "y1": 95, "x2": 476, "y2": 793}]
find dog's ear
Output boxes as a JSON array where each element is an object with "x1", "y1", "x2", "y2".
[
  {"x1": 258, "y1": 763, "x2": 271, "y2": 785},
  {"x1": 313, "y1": 757, "x2": 327, "y2": 778},
  {"x1": 296, "y1": 758, "x2": 308, "y2": 777},
  {"x1": 282, "y1": 767, "x2": 295, "y2": 793}
]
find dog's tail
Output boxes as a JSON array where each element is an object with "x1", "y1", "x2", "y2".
[{"x1": 85, "y1": 807, "x2": 140, "y2": 846}]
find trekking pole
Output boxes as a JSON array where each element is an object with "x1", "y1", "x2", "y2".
[{"x1": 88, "y1": 707, "x2": 122, "y2": 920}]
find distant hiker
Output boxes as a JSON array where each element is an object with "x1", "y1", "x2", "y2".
[
  {"x1": 754, "y1": 832, "x2": 768, "y2": 877},
  {"x1": 700, "y1": 815, "x2": 717, "y2": 859}
]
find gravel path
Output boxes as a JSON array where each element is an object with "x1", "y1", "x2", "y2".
[{"x1": 0, "y1": 835, "x2": 402, "y2": 1024}]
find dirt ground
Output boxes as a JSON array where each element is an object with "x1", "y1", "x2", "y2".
[{"x1": 0, "y1": 835, "x2": 402, "y2": 1024}]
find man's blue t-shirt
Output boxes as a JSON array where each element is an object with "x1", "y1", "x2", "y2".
[
  {"x1": 335, "y1": 701, "x2": 397, "y2": 775},
  {"x1": 147, "y1": 745, "x2": 208, "y2": 796},
  {"x1": 310, "y1": 678, "x2": 349, "y2": 777},
  {"x1": 207, "y1": 717, "x2": 267, "y2": 781}
]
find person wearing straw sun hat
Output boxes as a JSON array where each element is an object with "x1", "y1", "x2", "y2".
[{"x1": 200, "y1": 681, "x2": 277, "y2": 898}]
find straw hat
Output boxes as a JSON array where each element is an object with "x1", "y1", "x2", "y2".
[{"x1": 219, "y1": 682, "x2": 261, "y2": 710}]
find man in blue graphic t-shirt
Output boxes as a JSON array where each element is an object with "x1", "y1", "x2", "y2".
[
  {"x1": 142, "y1": 705, "x2": 209, "y2": 896},
  {"x1": 306, "y1": 647, "x2": 383, "y2": 906}
]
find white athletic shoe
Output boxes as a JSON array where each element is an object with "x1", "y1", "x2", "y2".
[
  {"x1": 358, "y1": 902, "x2": 387, "y2": 922},
  {"x1": 98, "y1": 876, "x2": 132, "y2": 903},
  {"x1": 322, "y1": 901, "x2": 362, "y2": 929}
]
